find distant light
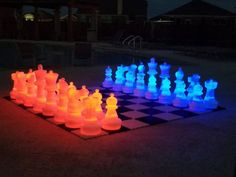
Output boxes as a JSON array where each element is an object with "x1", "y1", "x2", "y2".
[{"x1": 24, "y1": 13, "x2": 34, "y2": 21}]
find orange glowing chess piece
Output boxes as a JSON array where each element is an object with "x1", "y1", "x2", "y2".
[
  {"x1": 24, "y1": 69, "x2": 37, "y2": 107},
  {"x1": 54, "y1": 78, "x2": 69, "y2": 123},
  {"x1": 102, "y1": 93, "x2": 122, "y2": 131},
  {"x1": 10, "y1": 71, "x2": 18, "y2": 100},
  {"x1": 92, "y1": 89, "x2": 105, "y2": 121},
  {"x1": 66, "y1": 83, "x2": 84, "y2": 128},
  {"x1": 80, "y1": 96, "x2": 101, "y2": 136},
  {"x1": 42, "y1": 70, "x2": 59, "y2": 116},
  {"x1": 33, "y1": 64, "x2": 47, "y2": 113},
  {"x1": 15, "y1": 71, "x2": 27, "y2": 104},
  {"x1": 78, "y1": 85, "x2": 89, "y2": 101}
]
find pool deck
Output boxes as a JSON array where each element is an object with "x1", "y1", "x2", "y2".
[{"x1": 0, "y1": 48, "x2": 235, "y2": 177}]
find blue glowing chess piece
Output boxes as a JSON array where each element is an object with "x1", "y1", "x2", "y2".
[
  {"x1": 158, "y1": 62, "x2": 172, "y2": 104},
  {"x1": 134, "y1": 62, "x2": 146, "y2": 97},
  {"x1": 204, "y1": 79, "x2": 218, "y2": 109},
  {"x1": 145, "y1": 58, "x2": 159, "y2": 100},
  {"x1": 187, "y1": 74, "x2": 200, "y2": 100},
  {"x1": 172, "y1": 67, "x2": 188, "y2": 108},
  {"x1": 122, "y1": 64, "x2": 137, "y2": 93},
  {"x1": 102, "y1": 66, "x2": 113, "y2": 88},
  {"x1": 189, "y1": 83, "x2": 206, "y2": 112},
  {"x1": 112, "y1": 65, "x2": 127, "y2": 91}
]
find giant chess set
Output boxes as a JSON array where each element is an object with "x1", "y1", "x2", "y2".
[{"x1": 6, "y1": 58, "x2": 224, "y2": 140}]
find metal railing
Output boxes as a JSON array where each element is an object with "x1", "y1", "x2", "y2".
[{"x1": 122, "y1": 35, "x2": 143, "y2": 49}]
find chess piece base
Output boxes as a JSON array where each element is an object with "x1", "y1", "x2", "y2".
[
  {"x1": 133, "y1": 88, "x2": 146, "y2": 97},
  {"x1": 189, "y1": 100, "x2": 205, "y2": 112},
  {"x1": 65, "y1": 113, "x2": 83, "y2": 128},
  {"x1": 24, "y1": 95, "x2": 36, "y2": 107},
  {"x1": 80, "y1": 119, "x2": 101, "y2": 136},
  {"x1": 122, "y1": 86, "x2": 134, "y2": 94},
  {"x1": 102, "y1": 81, "x2": 113, "y2": 88},
  {"x1": 145, "y1": 91, "x2": 158, "y2": 100},
  {"x1": 33, "y1": 98, "x2": 46, "y2": 113},
  {"x1": 10, "y1": 90, "x2": 17, "y2": 100},
  {"x1": 204, "y1": 99, "x2": 218, "y2": 109},
  {"x1": 112, "y1": 84, "x2": 123, "y2": 92},
  {"x1": 42, "y1": 103, "x2": 57, "y2": 117},
  {"x1": 159, "y1": 95, "x2": 173, "y2": 104},
  {"x1": 102, "y1": 117, "x2": 122, "y2": 131},
  {"x1": 54, "y1": 108, "x2": 67, "y2": 123},
  {"x1": 173, "y1": 97, "x2": 188, "y2": 108}
]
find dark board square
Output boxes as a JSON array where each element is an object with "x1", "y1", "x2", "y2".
[
  {"x1": 137, "y1": 116, "x2": 167, "y2": 125},
  {"x1": 117, "y1": 106, "x2": 133, "y2": 113},
  {"x1": 141, "y1": 101, "x2": 163, "y2": 107},
  {"x1": 118, "y1": 95, "x2": 137, "y2": 100},
  {"x1": 118, "y1": 113, "x2": 133, "y2": 121},
  {"x1": 139, "y1": 108, "x2": 164, "y2": 115},
  {"x1": 99, "y1": 88, "x2": 112, "y2": 94},
  {"x1": 118, "y1": 100, "x2": 134, "y2": 106},
  {"x1": 170, "y1": 110, "x2": 199, "y2": 118}
]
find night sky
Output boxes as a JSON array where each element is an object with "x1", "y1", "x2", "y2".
[{"x1": 148, "y1": 0, "x2": 236, "y2": 18}]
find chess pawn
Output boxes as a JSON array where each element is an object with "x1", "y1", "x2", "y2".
[
  {"x1": 189, "y1": 83, "x2": 205, "y2": 112},
  {"x1": 92, "y1": 89, "x2": 105, "y2": 121},
  {"x1": 33, "y1": 64, "x2": 47, "y2": 113},
  {"x1": 145, "y1": 58, "x2": 159, "y2": 100},
  {"x1": 15, "y1": 71, "x2": 27, "y2": 104},
  {"x1": 102, "y1": 66, "x2": 113, "y2": 88},
  {"x1": 159, "y1": 77, "x2": 173, "y2": 104},
  {"x1": 80, "y1": 96, "x2": 101, "y2": 136},
  {"x1": 134, "y1": 62, "x2": 146, "y2": 97},
  {"x1": 112, "y1": 65, "x2": 126, "y2": 91},
  {"x1": 24, "y1": 69, "x2": 37, "y2": 107},
  {"x1": 78, "y1": 85, "x2": 89, "y2": 101},
  {"x1": 122, "y1": 64, "x2": 137, "y2": 93},
  {"x1": 187, "y1": 74, "x2": 200, "y2": 100},
  {"x1": 102, "y1": 93, "x2": 122, "y2": 131},
  {"x1": 42, "y1": 70, "x2": 59, "y2": 116},
  {"x1": 66, "y1": 85, "x2": 84, "y2": 128},
  {"x1": 10, "y1": 72, "x2": 18, "y2": 100},
  {"x1": 173, "y1": 68, "x2": 188, "y2": 108},
  {"x1": 159, "y1": 62, "x2": 171, "y2": 79},
  {"x1": 54, "y1": 78, "x2": 69, "y2": 123},
  {"x1": 204, "y1": 79, "x2": 218, "y2": 109}
]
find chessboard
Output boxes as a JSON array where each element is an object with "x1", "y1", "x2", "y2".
[{"x1": 4, "y1": 86, "x2": 225, "y2": 140}]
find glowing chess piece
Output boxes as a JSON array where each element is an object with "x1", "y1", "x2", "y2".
[
  {"x1": 24, "y1": 69, "x2": 37, "y2": 107},
  {"x1": 54, "y1": 78, "x2": 69, "y2": 123},
  {"x1": 33, "y1": 64, "x2": 47, "y2": 113},
  {"x1": 159, "y1": 78, "x2": 172, "y2": 104},
  {"x1": 134, "y1": 62, "x2": 146, "y2": 97},
  {"x1": 112, "y1": 65, "x2": 128, "y2": 91},
  {"x1": 80, "y1": 96, "x2": 101, "y2": 136},
  {"x1": 102, "y1": 93, "x2": 122, "y2": 131},
  {"x1": 10, "y1": 71, "x2": 18, "y2": 100},
  {"x1": 187, "y1": 74, "x2": 200, "y2": 100},
  {"x1": 145, "y1": 58, "x2": 159, "y2": 100},
  {"x1": 189, "y1": 83, "x2": 205, "y2": 112},
  {"x1": 66, "y1": 84, "x2": 83, "y2": 128},
  {"x1": 172, "y1": 68, "x2": 188, "y2": 108},
  {"x1": 92, "y1": 89, "x2": 105, "y2": 121},
  {"x1": 15, "y1": 71, "x2": 27, "y2": 104},
  {"x1": 122, "y1": 64, "x2": 137, "y2": 93},
  {"x1": 42, "y1": 70, "x2": 59, "y2": 116},
  {"x1": 204, "y1": 79, "x2": 218, "y2": 109},
  {"x1": 78, "y1": 85, "x2": 89, "y2": 101},
  {"x1": 102, "y1": 66, "x2": 113, "y2": 88}
]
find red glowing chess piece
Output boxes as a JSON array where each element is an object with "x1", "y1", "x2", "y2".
[
  {"x1": 80, "y1": 96, "x2": 101, "y2": 136},
  {"x1": 15, "y1": 71, "x2": 27, "y2": 104},
  {"x1": 54, "y1": 78, "x2": 69, "y2": 123},
  {"x1": 33, "y1": 64, "x2": 47, "y2": 113},
  {"x1": 102, "y1": 93, "x2": 122, "y2": 131},
  {"x1": 10, "y1": 71, "x2": 18, "y2": 100},
  {"x1": 42, "y1": 70, "x2": 59, "y2": 116},
  {"x1": 92, "y1": 89, "x2": 105, "y2": 121},
  {"x1": 24, "y1": 69, "x2": 37, "y2": 107},
  {"x1": 65, "y1": 83, "x2": 84, "y2": 128}
]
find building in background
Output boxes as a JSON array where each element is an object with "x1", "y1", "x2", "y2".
[{"x1": 150, "y1": 0, "x2": 236, "y2": 46}]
